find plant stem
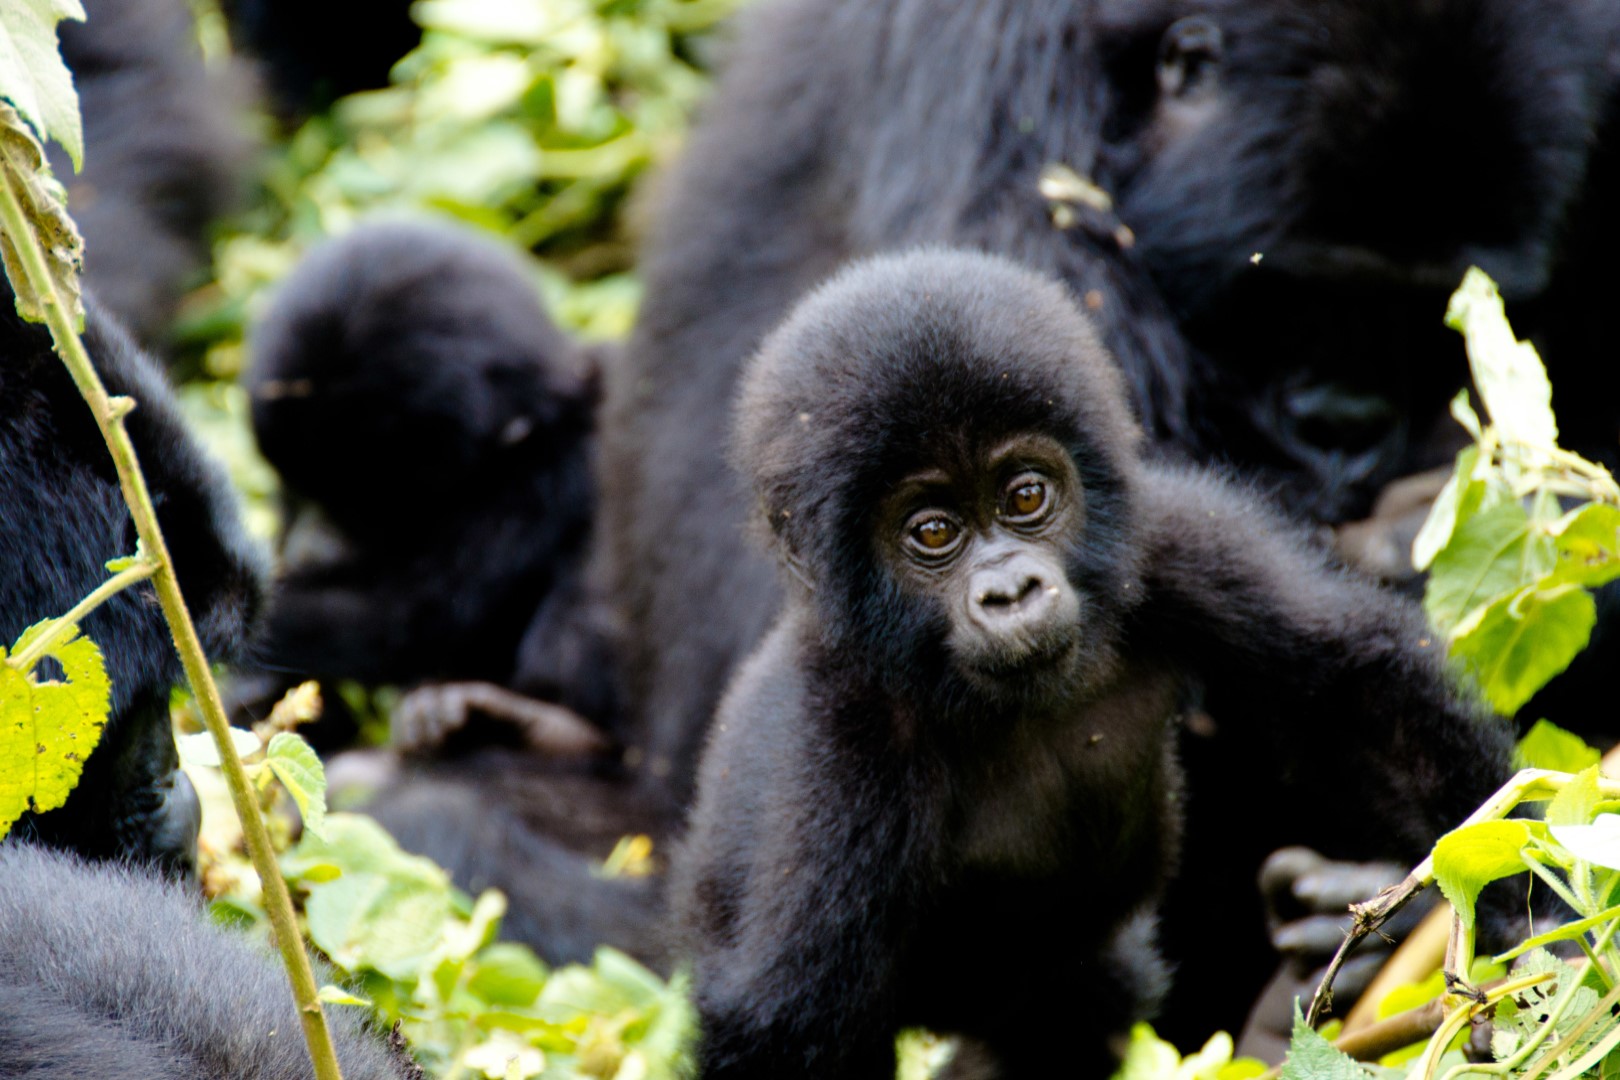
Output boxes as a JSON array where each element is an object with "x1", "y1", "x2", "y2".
[
  {"x1": 8, "y1": 558, "x2": 156, "y2": 669},
  {"x1": 0, "y1": 174, "x2": 344, "y2": 1080}
]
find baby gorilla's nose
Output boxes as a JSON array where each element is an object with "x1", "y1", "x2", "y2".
[
  {"x1": 967, "y1": 556, "x2": 1071, "y2": 644},
  {"x1": 976, "y1": 570, "x2": 1048, "y2": 615}
]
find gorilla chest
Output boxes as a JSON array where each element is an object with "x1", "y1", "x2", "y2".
[{"x1": 949, "y1": 668, "x2": 1183, "y2": 878}]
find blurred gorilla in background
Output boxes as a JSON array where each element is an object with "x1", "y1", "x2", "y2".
[{"x1": 58, "y1": 0, "x2": 256, "y2": 351}]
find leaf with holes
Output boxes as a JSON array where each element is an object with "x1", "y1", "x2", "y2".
[
  {"x1": 0, "y1": 99, "x2": 83, "y2": 325},
  {"x1": 0, "y1": 619, "x2": 109, "y2": 837}
]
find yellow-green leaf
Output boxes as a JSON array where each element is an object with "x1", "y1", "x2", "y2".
[
  {"x1": 1515, "y1": 720, "x2": 1601, "y2": 774},
  {"x1": 265, "y1": 731, "x2": 328, "y2": 841},
  {"x1": 1449, "y1": 582, "x2": 1595, "y2": 716},
  {"x1": 0, "y1": 620, "x2": 109, "y2": 836},
  {"x1": 1549, "y1": 502, "x2": 1620, "y2": 589},
  {"x1": 1433, "y1": 819, "x2": 1543, "y2": 932},
  {"x1": 316, "y1": 984, "x2": 372, "y2": 1007}
]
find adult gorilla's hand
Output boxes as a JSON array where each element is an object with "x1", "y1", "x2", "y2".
[{"x1": 1236, "y1": 847, "x2": 1430, "y2": 1062}]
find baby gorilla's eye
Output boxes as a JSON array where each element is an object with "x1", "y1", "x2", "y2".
[
  {"x1": 908, "y1": 514, "x2": 961, "y2": 554},
  {"x1": 1004, "y1": 479, "x2": 1049, "y2": 520}
]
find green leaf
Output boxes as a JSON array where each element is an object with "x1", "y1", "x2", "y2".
[
  {"x1": 1450, "y1": 583, "x2": 1595, "y2": 716},
  {"x1": 265, "y1": 731, "x2": 328, "y2": 841},
  {"x1": 1547, "y1": 766, "x2": 1604, "y2": 828},
  {"x1": 467, "y1": 943, "x2": 549, "y2": 1008},
  {"x1": 1515, "y1": 720, "x2": 1601, "y2": 774},
  {"x1": 0, "y1": 620, "x2": 108, "y2": 837},
  {"x1": 1424, "y1": 498, "x2": 1553, "y2": 635},
  {"x1": 1445, "y1": 267, "x2": 1557, "y2": 449},
  {"x1": 176, "y1": 726, "x2": 262, "y2": 767},
  {"x1": 1413, "y1": 444, "x2": 1480, "y2": 571},
  {"x1": 294, "y1": 812, "x2": 454, "y2": 980},
  {"x1": 1549, "y1": 503, "x2": 1620, "y2": 588},
  {"x1": 1551, "y1": 815, "x2": 1620, "y2": 872},
  {"x1": 1433, "y1": 819, "x2": 1541, "y2": 932},
  {"x1": 0, "y1": 99, "x2": 83, "y2": 325},
  {"x1": 1279, "y1": 1006, "x2": 1370, "y2": 1080},
  {"x1": 1492, "y1": 949, "x2": 1601, "y2": 1065},
  {"x1": 0, "y1": 0, "x2": 85, "y2": 169}
]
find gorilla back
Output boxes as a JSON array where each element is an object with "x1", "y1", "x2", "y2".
[{"x1": 0, "y1": 845, "x2": 411, "y2": 1079}]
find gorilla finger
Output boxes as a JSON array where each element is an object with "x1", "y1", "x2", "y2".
[
  {"x1": 1293, "y1": 860, "x2": 1407, "y2": 912},
  {"x1": 1259, "y1": 846, "x2": 1330, "y2": 913}
]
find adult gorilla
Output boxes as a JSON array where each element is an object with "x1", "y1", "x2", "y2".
[{"x1": 604, "y1": 0, "x2": 1613, "y2": 809}]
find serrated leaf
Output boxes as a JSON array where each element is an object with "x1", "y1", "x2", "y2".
[
  {"x1": 1547, "y1": 766, "x2": 1604, "y2": 828},
  {"x1": 265, "y1": 732, "x2": 328, "y2": 841},
  {"x1": 1446, "y1": 267, "x2": 1557, "y2": 449},
  {"x1": 1280, "y1": 1006, "x2": 1370, "y2": 1080},
  {"x1": 176, "y1": 727, "x2": 261, "y2": 768},
  {"x1": 1433, "y1": 819, "x2": 1542, "y2": 932},
  {"x1": 0, "y1": 620, "x2": 109, "y2": 837},
  {"x1": 1450, "y1": 583, "x2": 1595, "y2": 716},
  {"x1": 1551, "y1": 815, "x2": 1620, "y2": 872},
  {"x1": 1425, "y1": 498, "x2": 1554, "y2": 634},
  {"x1": 0, "y1": 99, "x2": 83, "y2": 325},
  {"x1": 0, "y1": 0, "x2": 85, "y2": 169},
  {"x1": 1516, "y1": 720, "x2": 1601, "y2": 774},
  {"x1": 1494, "y1": 949, "x2": 1604, "y2": 1068},
  {"x1": 1548, "y1": 503, "x2": 1620, "y2": 589},
  {"x1": 317, "y1": 984, "x2": 372, "y2": 1007}
]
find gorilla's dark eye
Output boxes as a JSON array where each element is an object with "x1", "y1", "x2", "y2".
[
  {"x1": 1157, "y1": 15, "x2": 1223, "y2": 99},
  {"x1": 1003, "y1": 478, "x2": 1050, "y2": 521},
  {"x1": 908, "y1": 513, "x2": 962, "y2": 555}
]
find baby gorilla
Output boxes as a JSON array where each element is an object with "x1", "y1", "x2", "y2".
[{"x1": 673, "y1": 249, "x2": 1513, "y2": 1078}]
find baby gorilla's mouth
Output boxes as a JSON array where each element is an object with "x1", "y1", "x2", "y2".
[{"x1": 953, "y1": 621, "x2": 1084, "y2": 685}]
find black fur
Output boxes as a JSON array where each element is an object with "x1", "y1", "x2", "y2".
[
  {"x1": 57, "y1": 0, "x2": 254, "y2": 349},
  {"x1": 601, "y1": 0, "x2": 1613, "y2": 807},
  {"x1": 0, "y1": 844, "x2": 413, "y2": 1079},
  {"x1": 0, "y1": 281, "x2": 266, "y2": 874},
  {"x1": 247, "y1": 221, "x2": 615, "y2": 724},
  {"x1": 672, "y1": 250, "x2": 1514, "y2": 1077},
  {"x1": 225, "y1": 0, "x2": 420, "y2": 114}
]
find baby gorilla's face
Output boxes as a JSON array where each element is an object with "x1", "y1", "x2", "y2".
[{"x1": 875, "y1": 433, "x2": 1085, "y2": 689}]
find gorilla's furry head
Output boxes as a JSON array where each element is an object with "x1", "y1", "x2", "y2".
[{"x1": 734, "y1": 248, "x2": 1147, "y2": 691}]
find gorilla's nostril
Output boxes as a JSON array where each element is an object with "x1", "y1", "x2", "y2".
[{"x1": 979, "y1": 576, "x2": 1047, "y2": 611}]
